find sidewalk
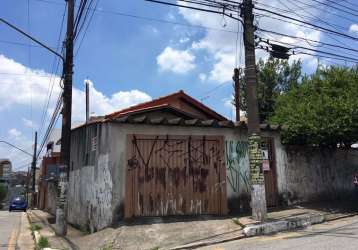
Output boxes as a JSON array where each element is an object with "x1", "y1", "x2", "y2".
[
  {"x1": 29, "y1": 200, "x2": 358, "y2": 250},
  {"x1": 27, "y1": 209, "x2": 78, "y2": 250}
]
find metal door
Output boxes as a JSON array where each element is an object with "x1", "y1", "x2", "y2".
[{"x1": 125, "y1": 135, "x2": 227, "y2": 218}]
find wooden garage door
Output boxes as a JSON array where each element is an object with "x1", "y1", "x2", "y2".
[{"x1": 125, "y1": 135, "x2": 227, "y2": 218}]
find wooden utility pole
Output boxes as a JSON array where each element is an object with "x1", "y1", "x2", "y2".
[
  {"x1": 242, "y1": 0, "x2": 267, "y2": 221},
  {"x1": 56, "y1": 0, "x2": 74, "y2": 236},
  {"x1": 31, "y1": 131, "x2": 37, "y2": 207},
  {"x1": 233, "y1": 68, "x2": 241, "y2": 122}
]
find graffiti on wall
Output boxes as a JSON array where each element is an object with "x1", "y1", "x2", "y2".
[
  {"x1": 225, "y1": 140, "x2": 250, "y2": 194},
  {"x1": 126, "y1": 135, "x2": 227, "y2": 217}
]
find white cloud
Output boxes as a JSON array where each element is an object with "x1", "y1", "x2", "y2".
[
  {"x1": 0, "y1": 54, "x2": 152, "y2": 123},
  {"x1": 209, "y1": 52, "x2": 236, "y2": 83},
  {"x1": 349, "y1": 24, "x2": 358, "y2": 33},
  {"x1": 179, "y1": 37, "x2": 190, "y2": 44},
  {"x1": 157, "y1": 47, "x2": 196, "y2": 74},
  {"x1": 8, "y1": 128, "x2": 22, "y2": 139},
  {"x1": 22, "y1": 118, "x2": 37, "y2": 129},
  {"x1": 71, "y1": 80, "x2": 152, "y2": 122},
  {"x1": 198, "y1": 73, "x2": 207, "y2": 81},
  {"x1": 177, "y1": 0, "x2": 323, "y2": 83},
  {"x1": 0, "y1": 54, "x2": 152, "y2": 169}
]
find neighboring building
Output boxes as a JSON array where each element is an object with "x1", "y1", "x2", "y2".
[
  {"x1": 67, "y1": 90, "x2": 358, "y2": 233},
  {"x1": 0, "y1": 159, "x2": 12, "y2": 186},
  {"x1": 38, "y1": 133, "x2": 61, "y2": 215}
]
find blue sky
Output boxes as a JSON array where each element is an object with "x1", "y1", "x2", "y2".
[{"x1": 1, "y1": 0, "x2": 357, "y2": 170}]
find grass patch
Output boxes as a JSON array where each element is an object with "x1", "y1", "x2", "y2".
[
  {"x1": 30, "y1": 224, "x2": 42, "y2": 231},
  {"x1": 100, "y1": 243, "x2": 113, "y2": 250},
  {"x1": 36, "y1": 236, "x2": 50, "y2": 250},
  {"x1": 150, "y1": 247, "x2": 160, "y2": 250}
]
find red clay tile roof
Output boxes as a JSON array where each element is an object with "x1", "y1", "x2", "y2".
[{"x1": 105, "y1": 90, "x2": 227, "y2": 121}]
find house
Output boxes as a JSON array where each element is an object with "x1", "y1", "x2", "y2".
[
  {"x1": 67, "y1": 90, "x2": 358, "y2": 233},
  {"x1": 38, "y1": 136, "x2": 61, "y2": 215},
  {"x1": 0, "y1": 159, "x2": 12, "y2": 187}
]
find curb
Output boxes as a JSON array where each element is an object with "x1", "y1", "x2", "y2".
[
  {"x1": 243, "y1": 212, "x2": 358, "y2": 237},
  {"x1": 27, "y1": 211, "x2": 61, "y2": 250},
  {"x1": 170, "y1": 212, "x2": 358, "y2": 249},
  {"x1": 168, "y1": 234, "x2": 246, "y2": 250},
  {"x1": 30, "y1": 210, "x2": 78, "y2": 250}
]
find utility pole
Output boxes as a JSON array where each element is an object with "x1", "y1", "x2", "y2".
[
  {"x1": 85, "y1": 80, "x2": 90, "y2": 124},
  {"x1": 56, "y1": 0, "x2": 74, "y2": 236},
  {"x1": 31, "y1": 131, "x2": 37, "y2": 207},
  {"x1": 233, "y1": 68, "x2": 241, "y2": 122},
  {"x1": 242, "y1": 0, "x2": 267, "y2": 221}
]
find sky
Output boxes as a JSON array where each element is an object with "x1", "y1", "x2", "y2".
[{"x1": 0, "y1": 0, "x2": 357, "y2": 171}]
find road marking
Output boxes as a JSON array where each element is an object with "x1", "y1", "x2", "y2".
[{"x1": 7, "y1": 229, "x2": 17, "y2": 250}]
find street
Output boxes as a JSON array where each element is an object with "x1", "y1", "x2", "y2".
[
  {"x1": 0, "y1": 210, "x2": 33, "y2": 250},
  {"x1": 199, "y1": 215, "x2": 358, "y2": 250}
]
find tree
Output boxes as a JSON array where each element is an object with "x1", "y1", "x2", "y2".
[
  {"x1": 270, "y1": 66, "x2": 358, "y2": 147},
  {"x1": 240, "y1": 57, "x2": 302, "y2": 122}
]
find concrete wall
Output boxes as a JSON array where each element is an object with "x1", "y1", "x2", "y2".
[
  {"x1": 68, "y1": 121, "x2": 358, "y2": 231},
  {"x1": 45, "y1": 182, "x2": 57, "y2": 216},
  {"x1": 276, "y1": 145, "x2": 358, "y2": 204},
  {"x1": 68, "y1": 123, "x2": 116, "y2": 232},
  {"x1": 68, "y1": 122, "x2": 253, "y2": 230}
]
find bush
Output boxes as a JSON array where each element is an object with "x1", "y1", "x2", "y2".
[{"x1": 37, "y1": 236, "x2": 50, "y2": 250}]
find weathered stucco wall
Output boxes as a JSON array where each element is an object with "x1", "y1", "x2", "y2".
[
  {"x1": 276, "y1": 146, "x2": 358, "y2": 204},
  {"x1": 68, "y1": 122, "x2": 280, "y2": 230},
  {"x1": 68, "y1": 123, "x2": 115, "y2": 232},
  {"x1": 45, "y1": 182, "x2": 57, "y2": 215}
]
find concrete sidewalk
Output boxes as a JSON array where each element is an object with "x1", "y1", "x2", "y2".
[
  {"x1": 30, "y1": 200, "x2": 358, "y2": 250},
  {"x1": 27, "y1": 209, "x2": 78, "y2": 250}
]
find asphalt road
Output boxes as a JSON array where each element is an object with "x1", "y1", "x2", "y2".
[
  {"x1": 0, "y1": 210, "x2": 24, "y2": 250},
  {"x1": 199, "y1": 215, "x2": 358, "y2": 250}
]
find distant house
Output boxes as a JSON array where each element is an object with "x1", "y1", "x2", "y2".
[
  {"x1": 0, "y1": 159, "x2": 12, "y2": 186},
  {"x1": 66, "y1": 90, "x2": 358, "y2": 233},
  {"x1": 38, "y1": 133, "x2": 61, "y2": 215}
]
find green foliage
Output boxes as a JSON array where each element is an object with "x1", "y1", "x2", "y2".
[
  {"x1": 0, "y1": 184, "x2": 7, "y2": 203},
  {"x1": 271, "y1": 66, "x2": 358, "y2": 146},
  {"x1": 240, "y1": 57, "x2": 302, "y2": 122},
  {"x1": 30, "y1": 224, "x2": 42, "y2": 231},
  {"x1": 37, "y1": 236, "x2": 50, "y2": 250},
  {"x1": 100, "y1": 243, "x2": 113, "y2": 250}
]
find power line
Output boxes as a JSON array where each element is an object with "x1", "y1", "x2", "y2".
[
  {"x1": 32, "y1": 0, "x2": 239, "y2": 33},
  {"x1": 274, "y1": 0, "x2": 357, "y2": 54},
  {"x1": 257, "y1": 38, "x2": 358, "y2": 63},
  {"x1": 37, "y1": 89, "x2": 63, "y2": 160},
  {"x1": 75, "y1": 0, "x2": 99, "y2": 56},
  {"x1": 38, "y1": 3, "x2": 66, "y2": 142},
  {"x1": 254, "y1": 6, "x2": 358, "y2": 42},
  {"x1": 257, "y1": 28, "x2": 358, "y2": 54},
  {"x1": 310, "y1": 0, "x2": 358, "y2": 18}
]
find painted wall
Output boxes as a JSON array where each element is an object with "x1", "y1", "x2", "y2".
[
  {"x1": 45, "y1": 182, "x2": 57, "y2": 216},
  {"x1": 68, "y1": 121, "x2": 358, "y2": 231},
  {"x1": 68, "y1": 123, "x2": 115, "y2": 232},
  {"x1": 276, "y1": 145, "x2": 358, "y2": 204},
  {"x1": 68, "y1": 122, "x2": 282, "y2": 230}
]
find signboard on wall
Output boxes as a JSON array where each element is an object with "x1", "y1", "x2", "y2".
[{"x1": 262, "y1": 159, "x2": 270, "y2": 171}]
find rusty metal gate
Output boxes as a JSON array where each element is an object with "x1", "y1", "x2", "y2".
[
  {"x1": 262, "y1": 137, "x2": 278, "y2": 207},
  {"x1": 125, "y1": 135, "x2": 227, "y2": 218}
]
